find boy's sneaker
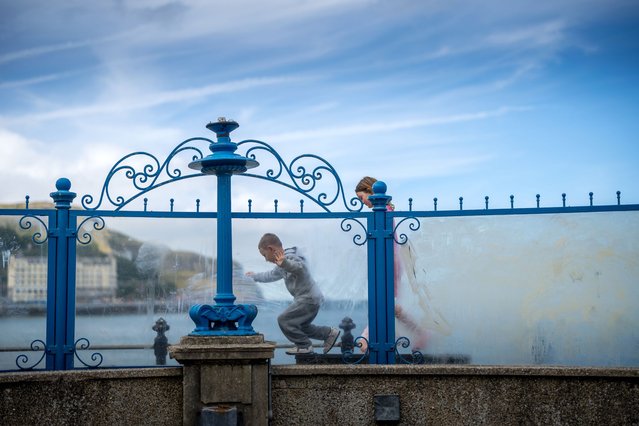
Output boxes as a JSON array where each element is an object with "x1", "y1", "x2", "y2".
[
  {"x1": 285, "y1": 346, "x2": 314, "y2": 355},
  {"x1": 323, "y1": 328, "x2": 340, "y2": 354}
]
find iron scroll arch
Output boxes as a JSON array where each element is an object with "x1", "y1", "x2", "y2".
[{"x1": 80, "y1": 136, "x2": 365, "y2": 213}]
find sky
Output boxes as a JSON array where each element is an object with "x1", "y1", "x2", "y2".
[{"x1": 1, "y1": 0, "x2": 639, "y2": 212}]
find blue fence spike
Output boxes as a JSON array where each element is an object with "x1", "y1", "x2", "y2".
[
  {"x1": 25, "y1": 195, "x2": 30, "y2": 209},
  {"x1": 485, "y1": 196, "x2": 489, "y2": 210},
  {"x1": 617, "y1": 191, "x2": 621, "y2": 205},
  {"x1": 433, "y1": 197, "x2": 438, "y2": 211},
  {"x1": 196, "y1": 199, "x2": 201, "y2": 213},
  {"x1": 510, "y1": 195, "x2": 514, "y2": 209},
  {"x1": 143, "y1": 198, "x2": 148, "y2": 212},
  {"x1": 300, "y1": 199, "x2": 304, "y2": 213},
  {"x1": 248, "y1": 199, "x2": 252, "y2": 213},
  {"x1": 562, "y1": 193, "x2": 566, "y2": 207},
  {"x1": 536, "y1": 194, "x2": 540, "y2": 208},
  {"x1": 459, "y1": 197, "x2": 463, "y2": 210},
  {"x1": 589, "y1": 192, "x2": 594, "y2": 207},
  {"x1": 408, "y1": 198, "x2": 413, "y2": 212},
  {"x1": 170, "y1": 199, "x2": 174, "y2": 212},
  {"x1": 274, "y1": 199, "x2": 278, "y2": 213}
]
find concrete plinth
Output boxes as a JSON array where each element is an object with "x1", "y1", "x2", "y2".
[{"x1": 169, "y1": 334, "x2": 276, "y2": 426}]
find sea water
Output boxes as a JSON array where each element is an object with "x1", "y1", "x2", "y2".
[{"x1": 0, "y1": 300, "x2": 368, "y2": 370}]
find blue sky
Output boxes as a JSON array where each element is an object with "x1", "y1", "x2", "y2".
[{"x1": 1, "y1": 0, "x2": 638, "y2": 211}]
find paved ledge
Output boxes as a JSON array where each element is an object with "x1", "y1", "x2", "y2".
[
  {"x1": 0, "y1": 366, "x2": 183, "y2": 383},
  {"x1": 272, "y1": 363, "x2": 639, "y2": 378}
]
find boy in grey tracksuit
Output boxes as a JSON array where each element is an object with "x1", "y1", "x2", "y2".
[{"x1": 246, "y1": 233, "x2": 339, "y2": 355}]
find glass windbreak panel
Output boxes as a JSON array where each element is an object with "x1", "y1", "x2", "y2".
[
  {"x1": 393, "y1": 211, "x2": 639, "y2": 367},
  {"x1": 74, "y1": 216, "x2": 217, "y2": 367},
  {"x1": 234, "y1": 219, "x2": 368, "y2": 364},
  {"x1": 0, "y1": 214, "x2": 48, "y2": 371}
]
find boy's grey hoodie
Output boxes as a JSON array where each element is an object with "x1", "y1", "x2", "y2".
[{"x1": 251, "y1": 247, "x2": 323, "y2": 304}]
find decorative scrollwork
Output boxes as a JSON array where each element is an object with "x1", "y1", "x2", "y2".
[
  {"x1": 340, "y1": 218, "x2": 368, "y2": 246},
  {"x1": 394, "y1": 336, "x2": 425, "y2": 364},
  {"x1": 238, "y1": 139, "x2": 364, "y2": 212},
  {"x1": 76, "y1": 216, "x2": 105, "y2": 245},
  {"x1": 342, "y1": 336, "x2": 369, "y2": 364},
  {"x1": 19, "y1": 215, "x2": 49, "y2": 245},
  {"x1": 74, "y1": 338, "x2": 103, "y2": 368},
  {"x1": 392, "y1": 217, "x2": 421, "y2": 245},
  {"x1": 15, "y1": 339, "x2": 46, "y2": 370},
  {"x1": 81, "y1": 138, "x2": 212, "y2": 210}
]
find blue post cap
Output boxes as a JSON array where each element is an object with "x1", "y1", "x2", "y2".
[
  {"x1": 189, "y1": 118, "x2": 259, "y2": 175},
  {"x1": 372, "y1": 180, "x2": 387, "y2": 194},
  {"x1": 50, "y1": 177, "x2": 76, "y2": 209},
  {"x1": 206, "y1": 117, "x2": 240, "y2": 139},
  {"x1": 369, "y1": 180, "x2": 391, "y2": 211},
  {"x1": 56, "y1": 177, "x2": 72, "y2": 191}
]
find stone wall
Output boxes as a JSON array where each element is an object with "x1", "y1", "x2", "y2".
[
  {"x1": 2, "y1": 364, "x2": 638, "y2": 425},
  {"x1": 0, "y1": 367, "x2": 182, "y2": 426},
  {"x1": 270, "y1": 365, "x2": 639, "y2": 425}
]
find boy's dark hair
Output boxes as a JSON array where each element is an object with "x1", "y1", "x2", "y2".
[{"x1": 258, "y1": 233, "x2": 282, "y2": 249}]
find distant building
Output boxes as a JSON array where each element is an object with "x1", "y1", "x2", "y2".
[
  {"x1": 180, "y1": 261, "x2": 264, "y2": 306},
  {"x1": 7, "y1": 255, "x2": 117, "y2": 303}
]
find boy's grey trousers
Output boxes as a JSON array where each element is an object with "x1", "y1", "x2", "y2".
[{"x1": 277, "y1": 301, "x2": 331, "y2": 348}]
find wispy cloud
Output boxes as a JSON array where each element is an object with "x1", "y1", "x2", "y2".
[
  {"x1": 0, "y1": 32, "x2": 133, "y2": 65},
  {"x1": 1, "y1": 76, "x2": 305, "y2": 124},
  {"x1": 265, "y1": 106, "x2": 531, "y2": 142}
]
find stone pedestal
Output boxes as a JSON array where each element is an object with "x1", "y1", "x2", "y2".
[{"x1": 169, "y1": 334, "x2": 276, "y2": 426}]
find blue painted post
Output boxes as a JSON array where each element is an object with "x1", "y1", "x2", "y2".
[
  {"x1": 47, "y1": 178, "x2": 77, "y2": 370},
  {"x1": 187, "y1": 119, "x2": 260, "y2": 335},
  {"x1": 214, "y1": 172, "x2": 235, "y2": 307},
  {"x1": 366, "y1": 181, "x2": 395, "y2": 364}
]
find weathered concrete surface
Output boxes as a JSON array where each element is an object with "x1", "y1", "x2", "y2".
[
  {"x1": 169, "y1": 334, "x2": 276, "y2": 426},
  {"x1": 271, "y1": 365, "x2": 639, "y2": 425},
  {"x1": 2, "y1": 364, "x2": 638, "y2": 425},
  {"x1": 0, "y1": 367, "x2": 182, "y2": 426}
]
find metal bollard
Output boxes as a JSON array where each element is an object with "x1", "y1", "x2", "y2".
[
  {"x1": 152, "y1": 317, "x2": 170, "y2": 365},
  {"x1": 339, "y1": 317, "x2": 356, "y2": 354}
]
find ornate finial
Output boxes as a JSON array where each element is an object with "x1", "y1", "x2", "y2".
[
  {"x1": 485, "y1": 196, "x2": 489, "y2": 210},
  {"x1": 191, "y1": 119, "x2": 258, "y2": 175},
  {"x1": 510, "y1": 195, "x2": 514, "y2": 209},
  {"x1": 459, "y1": 197, "x2": 463, "y2": 210},
  {"x1": 536, "y1": 194, "x2": 540, "y2": 208},
  {"x1": 562, "y1": 193, "x2": 566, "y2": 207},
  {"x1": 372, "y1": 180, "x2": 387, "y2": 194},
  {"x1": 617, "y1": 191, "x2": 621, "y2": 205},
  {"x1": 369, "y1": 181, "x2": 391, "y2": 211},
  {"x1": 50, "y1": 177, "x2": 76, "y2": 209},
  {"x1": 56, "y1": 177, "x2": 72, "y2": 191}
]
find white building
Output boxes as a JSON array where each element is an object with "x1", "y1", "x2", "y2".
[{"x1": 7, "y1": 255, "x2": 117, "y2": 303}]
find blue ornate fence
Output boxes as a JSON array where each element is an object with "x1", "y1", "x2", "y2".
[{"x1": 1, "y1": 119, "x2": 638, "y2": 370}]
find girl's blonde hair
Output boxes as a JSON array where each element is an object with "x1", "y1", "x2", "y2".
[{"x1": 355, "y1": 176, "x2": 377, "y2": 194}]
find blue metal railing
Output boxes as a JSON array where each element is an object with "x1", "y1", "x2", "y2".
[{"x1": 1, "y1": 118, "x2": 637, "y2": 370}]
